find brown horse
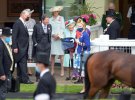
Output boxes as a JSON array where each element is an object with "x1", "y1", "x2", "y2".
[{"x1": 84, "y1": 50, "x2": 135, "y2": 99}]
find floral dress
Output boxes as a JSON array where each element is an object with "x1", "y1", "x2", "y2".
[{"x1": 73, "y1": 28, "x2": 90, "y2": 77}]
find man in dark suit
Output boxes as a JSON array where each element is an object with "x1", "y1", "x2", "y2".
[
  {"x1": 12, "y1": 9, "x2": 33, "y2": 84},
  {"x1": 32, "y1": 14, "x2": 52, "y2": 81},
  {"x1": 104, "y1": 10, "x2": 121, "y2": 39},
  {"x1": 101, "y1": 2, "x2": 122, "y2": 31},
  {"x1": 33, "y1": 52, "x2": 56, "y2": 100},
  {"x1": 0, "y1": 27, "x2": 14, "y2": 100}
]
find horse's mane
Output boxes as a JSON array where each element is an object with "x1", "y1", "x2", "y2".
[{"x1": 86, "y1": 53, "x2": 94, "y2": 62}]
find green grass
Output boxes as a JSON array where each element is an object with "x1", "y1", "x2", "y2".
[
  {"x1": 20, "y1": 84, "x2": 83, "y2": 93},
  {"x1": 7, "y1": 83, "x2": 135, "y2": 100},
  {"x1": 20, "y1": 84, "x2": 36, "y2": 93},
  {"x1": 7, "y1": 99, "x2": 32, "y2": 100},
  {"x1": 56, "y1": 84, "x2": 83, "y2": 93},
  {"x1": 7, "y1": 84, "x2": 83, "y2": 100},
  {"x1": 18, "y1": 83, "x2": 135, "y2": 93}
]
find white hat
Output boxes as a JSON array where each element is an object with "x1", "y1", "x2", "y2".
[
  {"x1": 35, "y1": 94, "x2": 50, "y2": 100},
  {"x1": 65, "y1": 19, "x2": 75, "y2": 27},
  {"x1": 49, "y1": 6, "x2": 63, "y2": 12},
  {"x1": 24, "y1": 8, "x2": 34, "y2": 14}
]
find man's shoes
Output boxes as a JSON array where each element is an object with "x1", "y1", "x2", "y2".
[
  {"x1": 28, "y1": 73, "x2": 33, "y2": 76},
  {"x1": 21, "y1": 80, "x2": 34, "y2": 84},
  {"x1": 25, "y1": 80, "x2": 34, "y2": 84},
  {"x1": 74, "y1": 78, "x2": 83, "y2": 84}
]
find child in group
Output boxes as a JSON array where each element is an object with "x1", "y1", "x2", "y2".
[{"x1": 73, "y1": 16, "x2": 91, "y2": 93}]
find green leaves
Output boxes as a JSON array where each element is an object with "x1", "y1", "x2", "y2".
[{"x1": 69, "y1": 1, "x2": 99, "y2": 26}]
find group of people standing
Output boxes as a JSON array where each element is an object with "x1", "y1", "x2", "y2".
[
  {"x1": 0, "y1": 5, "x2": 91, "y2": 99},
  {"x1": 0, "y1": 8, "x2": 36, "y2": 100},
  {"x1": 2, "y1": 2, "x2": 135, "y2": 100}
]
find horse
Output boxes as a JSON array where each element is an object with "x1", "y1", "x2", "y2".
[{"x1": 84, "y1": 50, "x2": 135, "y2": 99}]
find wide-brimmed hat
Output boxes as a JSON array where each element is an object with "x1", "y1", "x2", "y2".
[
  {"x1": 106, "y1": 10, "x2": 115, "y2": 18},
  {"x1": 49, "y1": 6, "x2": 63, "y2": 12},
  {"x1": 65, "y1": 19, "x2": 75, "y2": 27},
  {"x1": 36, "y1": 52, "x2": 50, "y2": 66},
  {"x1": 74, "y1": 16, "x2": 89, "y2": 24},
  {"x1": 2, "y1": 27, "x2": 12, "y2": 37},
  {"x1": 24, "y1": 8, "x2": 34, "y2": 14}
]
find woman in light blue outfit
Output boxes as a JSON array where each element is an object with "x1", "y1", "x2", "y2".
[
  {"x1": 63, "y1": 19, "x2": 76, "y2": 68},
  {"x1": 49, "y1": 6, "x2": 65, "y2": 76}
]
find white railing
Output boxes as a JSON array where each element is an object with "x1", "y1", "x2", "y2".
[{"x1": 91, "y1": 35, "x2": 135, "y2": 55}]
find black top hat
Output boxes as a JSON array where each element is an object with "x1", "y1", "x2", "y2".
[
  {"x1": 36, "y1": 52, "x2": 50, "y2": 66},
  {"x1": 106, "y1": 10, "x2": 115, "y2": 18},
  {"x1": 2, "y1": 27, "x2": 11, "y2": 37}
]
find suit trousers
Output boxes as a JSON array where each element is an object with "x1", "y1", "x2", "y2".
[
  {"x1": 0, "y1": 80, "x2": 7, "y2": 100},
  {"x1": 128, "y1": 25, "x2": 135, "y2": 39},
  {"x1": 17, "y1": 55, "x2": 29, "y2": 82}
]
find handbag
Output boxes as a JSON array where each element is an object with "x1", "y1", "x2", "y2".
[{"x1": 61, "y1": 37, "x2": 75, "y2": 51}]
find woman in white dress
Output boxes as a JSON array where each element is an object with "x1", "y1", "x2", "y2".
[{"x1": 49, "y1": 6, "x2": 65, "y2": 76}]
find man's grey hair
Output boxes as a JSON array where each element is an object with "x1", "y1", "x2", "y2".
[{"x1": 21, "y1": 9, "x2": 30, "y2": 15}]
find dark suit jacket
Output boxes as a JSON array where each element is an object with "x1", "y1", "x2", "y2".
[
  {"x1": 12, "y1": 19, "x2": 29, "y2": 62},
  {"x1": 32, "y1": 23, "x2": 52, "y2": 58},
  {"x1": 105, "y1": 20, "x2": 120, "y2": 39},
  {"x1": 101, "y1": 12, "x2": 122, "y2": 31},
  {"x1": 0, "y1": 39, "x2": 13, "y2": 76},
  {"x1": 33, "y1": 72, "x2": 56, "y2": 99}
]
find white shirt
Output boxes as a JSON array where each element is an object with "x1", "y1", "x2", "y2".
[
  {"x1": 19, "y1": 17, "x2": 26, "y2": 26},
  {"x1": 42, "y1": 23, "x2": 47, "y2": 33},
  {"x1": 103, "y1": 19, "x2": 114, "y2": 33},
  {"x1": 40, "y1": 68, "x2": 49, "y2": 78}
]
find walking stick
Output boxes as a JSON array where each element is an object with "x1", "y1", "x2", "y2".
[{"x1": 65, "y1": 51, "x2": 71, "y2": 80}]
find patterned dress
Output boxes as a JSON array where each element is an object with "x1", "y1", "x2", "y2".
[
  {"x1": 25, "y1": 18, "x2": 36, "y2": 60},
  {"x1": 73, "y1": 28, "x2": 90, "y2": 77},
  {"x1": 49, "y1": 15, "x2": 65, "y2": 55}
]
